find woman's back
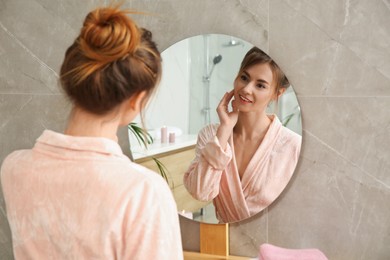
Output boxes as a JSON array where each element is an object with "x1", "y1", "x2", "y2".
[
  {"x1": 1, "y1": 6, "x2": 183, "y2": 259},
  {"x1": 1, "y1": 130, "x2": 182, "y2": 259}
]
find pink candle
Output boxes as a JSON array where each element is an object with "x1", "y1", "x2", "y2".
[
  {"x1": 161, "y1": 126, "x2": 167, "y2": 143},
  {"x1": 169, "y1": 132, "x2": 175, "y2": 143}
]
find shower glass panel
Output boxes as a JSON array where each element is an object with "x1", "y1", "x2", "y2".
[{"x1": 188, "y1": 34, "x2": 252, "y2": 135}]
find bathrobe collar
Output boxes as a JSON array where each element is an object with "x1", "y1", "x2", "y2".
[
  {"x1": 224, "y1": 114, "x2": 283, "y2": 221},
  {"x1": 34, "y1": 130, "x2": 125, "y2": 157},
  {"x1": 239, "y1": 114, "x2": 282, "y2": 186}
]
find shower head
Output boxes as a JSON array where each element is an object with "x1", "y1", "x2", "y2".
[
  {"x1": 222, "y1": 39, "x2": 243, "y2": 47},
  {"x1": 213, "y1": 54, "x2": 223, "y2": 65},
  {"x1": 205, "y1": 55, "x2": 223, "y2": 80}
]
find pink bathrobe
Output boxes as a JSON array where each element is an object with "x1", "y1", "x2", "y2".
[
  {"x1": 184, "y1": 115, "x2": 301, "y2": 223},
  {"x1": 1, "y1": 130, "x2": 183, "y2": 260}
]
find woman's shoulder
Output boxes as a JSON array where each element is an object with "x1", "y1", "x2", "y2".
[
  {"x1": 271, "y1": 115, "x2": 301, "y2": 143},
  {"x1": 280, "y1": 126, "x2": 301, "y2": 141},
  {"x1": 1, "y1": 149, "x2": 31, "y2": 174},
  {"x1": 113, "y1": 161, "x2": 171, "y2": 192},
  {"x1": 128, "y1": 162, "x2": 168, "y2": 185},
  {"x1": 277, "y1": 126, "x2": 302, "y2": 156}
]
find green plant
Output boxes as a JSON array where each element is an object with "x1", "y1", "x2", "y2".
[
  {"x1": 128, "y1": 123, "x2": 153, "y2": 147},
  {"x1": 128, "y1": 123, "x2": 170, "y2": 184},
  {"x1": 151, "y1": 157, "x2": 170, "y2": 185}
]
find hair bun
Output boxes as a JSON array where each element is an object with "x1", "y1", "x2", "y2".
[{"x1": 79, "y1": 7, "x2": 140, "y2": 63}]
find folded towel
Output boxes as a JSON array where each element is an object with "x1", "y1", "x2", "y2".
[{"x1": 259, "y1": 243, "x2": 328, "y2": 260}]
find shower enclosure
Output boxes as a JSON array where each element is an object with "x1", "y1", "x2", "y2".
[
  {"x1": 202, "y1": 35, "x2": 223, "y2": 125},
  {"x1": 188, "y1": 34, "x2": 251, "y2": 134}
]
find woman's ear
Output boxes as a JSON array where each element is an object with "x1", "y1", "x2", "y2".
[
  {"x1": 273, "y1": 88, "x2": 286, "y2": 101},
  {"x1": 128, "y1": 91, "x2": 148, "y2": 112},
  {"x1": 119, "y1": 91, "x2": 149, "y2": 126},
  {"x1": 278, "y1": 88, "x2": 286, "y2": 98}
]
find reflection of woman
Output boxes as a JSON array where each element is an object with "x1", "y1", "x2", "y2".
[
  {"x1": 1, "y1": 7, "x2": 182, "y2": 259},
  {"x1": 184, "y1": 47, "x2": 301, "y2": 223}
]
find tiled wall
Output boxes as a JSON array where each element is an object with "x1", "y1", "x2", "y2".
[{"x1": 1, "y1": 0, "x2": 389, "y2": 259}]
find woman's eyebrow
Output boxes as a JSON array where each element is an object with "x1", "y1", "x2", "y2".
[
  {"x1": 256, "y1": 79, "x2": 270, "y2": 85},
  {"x1": 243, "y1": 70, "x2": 270, "y2": 86}
]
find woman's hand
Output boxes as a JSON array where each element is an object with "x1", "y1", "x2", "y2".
[
  {"x1": 217, "y1": 90, "x2": 239, "y2": 128},
  {"x1": 216, "y1": 90, "x2": 239, "y2": 149}
]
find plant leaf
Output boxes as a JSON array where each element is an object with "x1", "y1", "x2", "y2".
[
  {"x1": 282, "y1": 113, "x2": 295, "y2": 127},
  {"x1": 128, "y1": 123, "x2": 153, "y2": 149},
  {"x1": 128, "y1": 123, "x2": 172, "y2": 187},
  {"x1": 151, "y1": 157, "x2": 173, "y2": 188}
]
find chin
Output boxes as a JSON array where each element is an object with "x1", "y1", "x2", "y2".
[{"x1": 237, "y1": 106, "x2": 251, "y2": 113}]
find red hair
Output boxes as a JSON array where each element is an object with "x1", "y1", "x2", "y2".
[{"x1": 60, "y1": 6, "x2": 161, "y2": 115}]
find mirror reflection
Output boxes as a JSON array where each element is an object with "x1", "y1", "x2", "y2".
[{"x1": 134, "y1": 34, "x2": 302, "y2": 224}]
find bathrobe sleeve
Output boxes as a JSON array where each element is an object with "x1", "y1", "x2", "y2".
[{"x1": 183, "y1": 124, "x2": 233, "y2": 201}]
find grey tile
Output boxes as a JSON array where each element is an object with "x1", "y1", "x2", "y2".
[
  {"x1": 269, "y1": 0, "x2": 390, "y2": 97},
  {"x1": 126, "y1": 0, "x2": 269, "y2": 52},
  {"x1": 267, "y1": 131, "x2": 390, "y2": 259},
  {"x1": 0, "y1": 28, "x2": 60, "y2": 94},
  {"x1": 283, "y1": 0, "x2": 390, "y2": 80},
  {"x1": 229, "y1": 209, "x2": 268, "y2": 257},
  {"x1": 0, "y1": 94, "x2": 70, "y2": 162},
  {"x1": 299, "y1": 97, "x2": 390, "y2": 188},
  {"x1": 179, "y1": 215, "x2": 200, "y2": 252},
  {"x1": 0, "y1": 0, "x2": 77, "y2": 73}
]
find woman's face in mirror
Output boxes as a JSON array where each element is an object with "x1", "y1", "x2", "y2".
[{"x1": 234, "y1": 63, "x2": 278, "y2": 114}]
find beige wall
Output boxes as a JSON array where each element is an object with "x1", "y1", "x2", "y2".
[{"x1": 1, "y1": 0, "x2": 389, "y2": 259}]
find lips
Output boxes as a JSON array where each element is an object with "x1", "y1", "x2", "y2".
[{"x1": 239, "y1": 94, "x2": 253, "y2": 103}]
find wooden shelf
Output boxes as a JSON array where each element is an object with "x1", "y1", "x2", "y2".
[{"x1": 136, "y1": 146, "x2": 209, "y2": 212}]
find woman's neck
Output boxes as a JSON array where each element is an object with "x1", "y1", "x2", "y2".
[
  {"x1": 234, "y1": 112, "x2": 272, "y2": 140},
  {"x1": 64, "y1": 108, "x2": 120, "y2": 142}
]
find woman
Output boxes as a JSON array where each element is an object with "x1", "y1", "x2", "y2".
[
  {"x1": 184, "y1": 47, "x2": 301, "y2": 223},
  {"x1": 1, "y1": 7, "x2": 183, "y2": 259}
]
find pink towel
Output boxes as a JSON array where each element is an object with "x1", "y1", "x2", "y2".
[{"x1": 259, "y1": 243, "x2": 328, "y2": 260}]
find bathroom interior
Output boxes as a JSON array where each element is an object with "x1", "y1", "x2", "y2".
[{"x1": 0, "y1": 0, "x2": 389, "y2": 259}]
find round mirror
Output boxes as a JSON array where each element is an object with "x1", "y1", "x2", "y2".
[{"x1": 133, "y1": 34, "x2": 302, "y2": 224}]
